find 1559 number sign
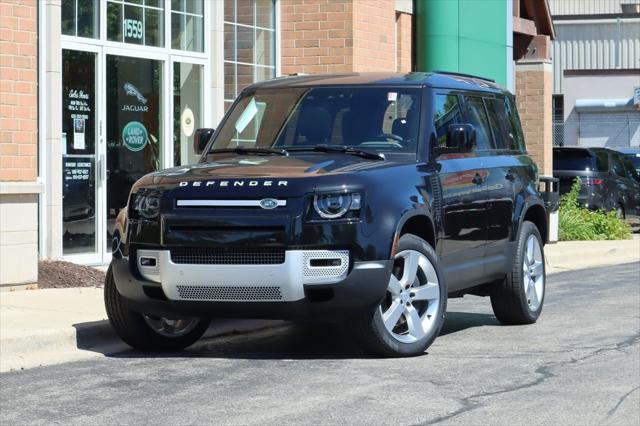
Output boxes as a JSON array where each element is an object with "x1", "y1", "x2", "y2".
[{"x1": 123, "y1": 19, "x2": 143, "y2": 40}]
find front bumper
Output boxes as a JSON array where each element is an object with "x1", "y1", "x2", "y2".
[{"x1": 111, "y1": 251, "x2": 392, "y2": 320}]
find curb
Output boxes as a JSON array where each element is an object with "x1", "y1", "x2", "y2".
[{"x1": 0, "y1": 318, "x2": 284, "y2": 373}]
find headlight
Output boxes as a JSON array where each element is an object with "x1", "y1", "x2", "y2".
[
  {"x1": 132, "y1": 192, "x2": 160, "y2": 220},
  {"x1": 313, "y1": 193, "x2": 361, "y2": 219}
]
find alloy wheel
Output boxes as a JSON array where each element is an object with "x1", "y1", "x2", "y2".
[
  {"x1": 523, "y1": 235, "x2": 544, "y2": 311},
  {"x1": 379, "y1": 249, "x2": 440, "y2": 343},
  {"x1": 143, "y1": 315, "x2": 200, "y2": 338}
]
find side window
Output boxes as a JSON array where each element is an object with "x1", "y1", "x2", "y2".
[
  {"x1": 610, "y1": 154, "x2": 628, "y2": 178},
  {"x1": 433, "y1": 94, "x2": 463, "y2": 148},
  {"x1": 462, "y1": 96, "x2": 495, "y2": 150},
  {"x1": 594, "y1": 151, "x2": 609, "y2": 172},
  {"x1": 505, "y1": 96, "x2": 525, "y2": 151},
  {"x1": 484, "y1": 97, "x2": 514, "y2": 150},
  {"x1": 622, "y1": 157, "x2": 639, "y2": 180}
]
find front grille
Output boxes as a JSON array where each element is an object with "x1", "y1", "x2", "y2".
[
  {"x1": 176, "y1": 285, "x2": 283, "y2": 301},
  {"x1": 170, "y1": 248, "x2": 285, "y2": 265}
]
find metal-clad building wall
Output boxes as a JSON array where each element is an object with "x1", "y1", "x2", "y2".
[
  {"x1": 566, "y1": 112, "x2": 640, "y2": 147},
  {"x1": 552, "y1": 20, "x2": 640, "y2": 92},
  {"x1": 549, "y1": 0, "x2": 640, "y2": 16}
]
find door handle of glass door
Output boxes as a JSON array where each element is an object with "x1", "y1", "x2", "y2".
[{"x1": 100, "y1": 153, "x2": 106, "y2": 183}]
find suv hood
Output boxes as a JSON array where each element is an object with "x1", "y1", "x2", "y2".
[{"x1": 133, "y1": 154, "x2": 402, "y2": 197}]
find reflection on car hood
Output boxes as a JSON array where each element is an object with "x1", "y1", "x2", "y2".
[{"x1": 131, "y1": 154, "x2": 404, "y2": 196}]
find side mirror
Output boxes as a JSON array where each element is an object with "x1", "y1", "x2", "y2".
[
  {"x1": 193, "y1": 128, "x2": 215, "y2": 155},
  {"x1": 445, "y1": 123, "x2": 475, "y2": 153}
]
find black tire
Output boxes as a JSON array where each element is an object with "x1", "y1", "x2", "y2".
[
  {"x1": 490, "y1": 221, "x2": 545, "y2": 325},
  {"x1": 104, "y1": 265, "x2": 210, "y2": 352},
  {"x1": 351, "y1": 234, "x2": 447, "y2": 357}
]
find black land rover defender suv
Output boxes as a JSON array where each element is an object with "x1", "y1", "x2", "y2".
[{"x1": 106, "y1": 72, "x2": 548, "y2": 357}]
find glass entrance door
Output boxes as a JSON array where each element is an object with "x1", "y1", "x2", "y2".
[
  {"x1": 105, "y1": 55, "x2": 163, "y2": 254},
  {"x1": 62, "y1": 49, "x2": 101, "y2": 260}
]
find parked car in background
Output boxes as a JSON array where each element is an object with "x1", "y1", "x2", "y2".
[
  {"x1": 553, "y1": 147, "x2": 640, "y2": 221},
  {"x1": 616, "y1": 148, "x2": 640, "y2": 175}
]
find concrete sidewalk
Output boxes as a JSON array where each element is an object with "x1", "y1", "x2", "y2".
[
  {"x1": 0, "y1": 288, "x2": 282, "y2": 372},
  {"x1": 544, "y1": 236, "x2": 640, "y2": 274},
  {"x1": 1, "y1": 237, "x2": 638, "y2": 372}
]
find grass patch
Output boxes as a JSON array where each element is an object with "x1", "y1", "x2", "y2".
[{"x1": 558, "y1": 179, "x2": 632, "y2": 241}]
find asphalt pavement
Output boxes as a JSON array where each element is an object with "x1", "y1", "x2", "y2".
[{"x1": 1, "y1": 262, "x2": 639, "y2": 425}]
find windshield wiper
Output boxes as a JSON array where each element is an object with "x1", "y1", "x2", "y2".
[
  {"x1": 285, "y1": 145, "x2": 385, "y2": 161},
  {"x1": 209, "y1": 147, "x2": 289, "y2": 156}
]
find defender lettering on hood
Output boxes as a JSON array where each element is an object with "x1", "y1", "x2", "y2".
[{"x1": 178, "y1": 180, "x2": 288, "y2": 188}]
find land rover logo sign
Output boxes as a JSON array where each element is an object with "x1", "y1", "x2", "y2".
[
  {"x1": 259, "y1": 198, "x2": 279, "y2": 209},
  {"x1": 122, "y1": 121, "x2": 148, "y2": 152}
]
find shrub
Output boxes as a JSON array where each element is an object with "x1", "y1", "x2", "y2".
[{"x1": 558, "y1": 179, "x2": 632, "y2": 241}]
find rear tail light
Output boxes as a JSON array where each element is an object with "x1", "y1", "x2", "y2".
[{"x1": 580, "y1": 177, "x2": 603, "y2": 185}]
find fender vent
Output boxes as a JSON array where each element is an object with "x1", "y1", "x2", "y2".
[
  {"x1": 430, "y1": 175, "x2": 443, "y2": 223},
  {"x1": 176, "y1": 285, "x2": 283, "y2": 301}
]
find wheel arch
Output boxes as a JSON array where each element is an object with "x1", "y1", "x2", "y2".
[
  {"x1": 392, "y1": 211, "x2": 436, "y2": 257},
  {"x1": 519, "y1": 202, "x2": 548, "y2": 245}
]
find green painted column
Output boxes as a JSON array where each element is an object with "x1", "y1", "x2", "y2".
[{"x1": 415, "y1": 0, "x2": 509, "y2": 87}]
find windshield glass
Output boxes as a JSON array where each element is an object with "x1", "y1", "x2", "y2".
[{"x1": 208, "y1": 87, "x2": 421, "y2": 155}]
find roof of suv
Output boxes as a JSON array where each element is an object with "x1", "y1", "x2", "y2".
[
  {"x1": 246, "y1": 72, "x2": 508, "y2": 94},
  {"x1": 554, "y1": 147, "x2": 614, "y2": 154}
]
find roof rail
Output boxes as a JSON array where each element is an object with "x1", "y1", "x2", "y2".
[{"x1": 432, "y1": 70, "x2": 495, "y2": 83}]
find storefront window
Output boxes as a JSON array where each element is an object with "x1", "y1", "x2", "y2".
[
  {"x1": 61, "y1": 0, "x2": 99, "y2": 39},
  {"x1": 62, "y1": 50, "x2": 98, "y2": 255},
  {"x1": 224, "y1": 0, "x2": 276, "y2": 110},
  {"x1": 106, "y1": 0, "x2": 164, "y2": 47},
  {"x1": 105, "y1": 55, "x2": 163, "y2": 240},
  {"x1": 171, "y1": 0, "x2": 204, "y2": 52},
  {"x1": 173, "y1": 62, "x2": 203, "y2": 166}
]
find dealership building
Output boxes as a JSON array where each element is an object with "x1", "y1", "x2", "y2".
[{"x1": 0, "y1": 0, "x2": 555, "y2": 285}]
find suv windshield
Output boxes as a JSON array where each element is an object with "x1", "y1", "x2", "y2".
[
  {"x1": 554, "y1": 149, "x2": 606, "y2": 171},
  {"x1": 208, "y1": 87, "x2": 421, "y2": 155}
]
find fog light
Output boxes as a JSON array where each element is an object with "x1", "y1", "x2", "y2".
[
  {"x1": 140, "y1": 257, "x2": 157, "y2": 267},
  {"x1": 310, "y1": 258, "x2": 342, "y2": 267}
]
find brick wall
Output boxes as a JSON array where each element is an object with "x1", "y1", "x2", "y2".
[
  {"x1": 281, "y1": 0, "x2": 408, "y2": 75},
  {"x1": 280, "y1": 0, "x2": 354, "y2": 75},
  {"x1": 516, "y1": 61, "x2": 553, "y2": 176},
  {"x1": 0, "y1": 0, "x2": 37, "y2": 182},
  {"x1": 352, "y1": 0, "x2": 395, "y2": 72},
  {"x1": 396, "y1": 12, "x2": 412, "y2": 72}
]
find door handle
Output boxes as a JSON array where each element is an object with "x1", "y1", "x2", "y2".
[{"x1": 472, "y1": 173, "x2": 484, "y2": 185}]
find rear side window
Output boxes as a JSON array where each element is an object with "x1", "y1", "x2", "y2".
[
  {"x1": 611, "y1": 153, "x2": 630, "y2": 178},
  {"x1": 505, "y1": 97, "x2": 525, "y2": 151},
  {"x1": 554, "y1": 149, "x2": 599, "y2": 171},
  {"x1": 463, "y1": 96, "x2": 494, "y2": 150},
  {"x1": 622, "y1": 156, "x2": 639, "y2": 179},
  {"x1": 594, "y1": 151, "x2": 609, "y2": 171},
  {"x1": 433, "y1": 94, "x2": 463, "y2": 148},
  {"x1": 484, "y1": 97, "x2": 521, "y2": 151}
]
